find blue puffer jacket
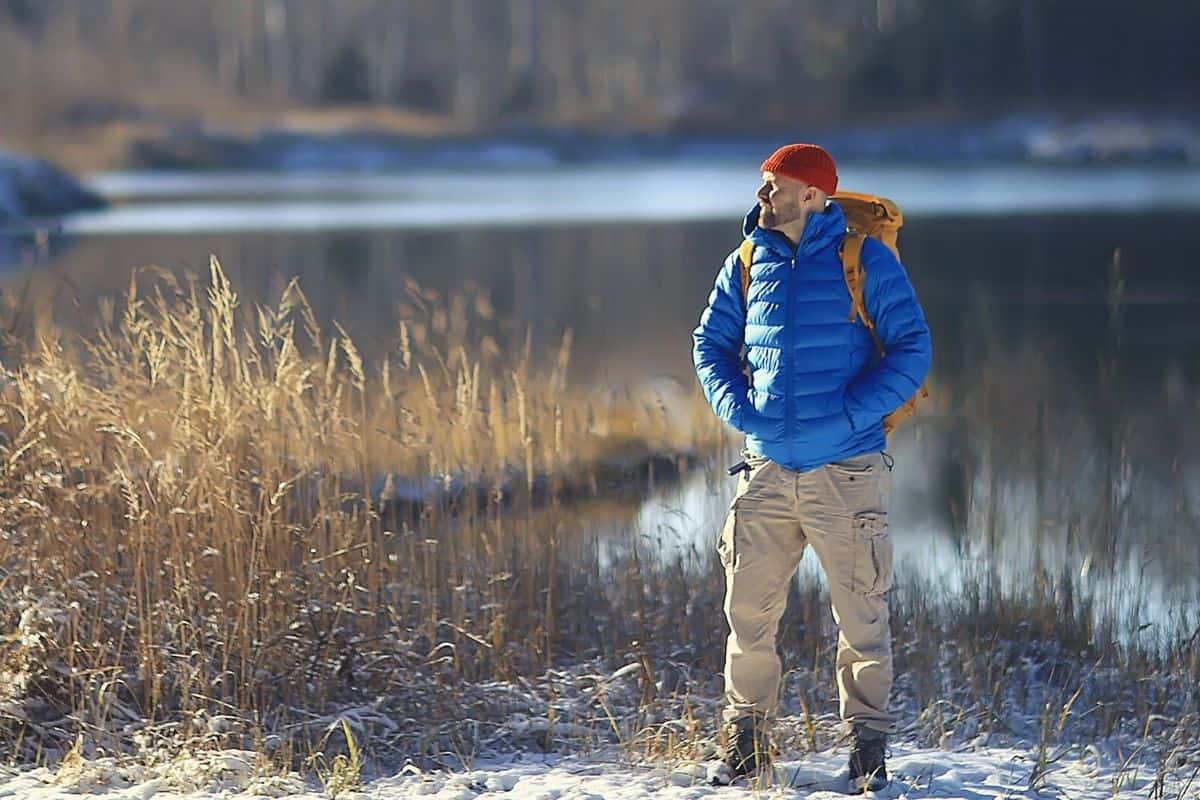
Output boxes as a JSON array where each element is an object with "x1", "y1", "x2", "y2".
[{"x1": 693, "y1": 202, "x2": 932, "y2": 472}]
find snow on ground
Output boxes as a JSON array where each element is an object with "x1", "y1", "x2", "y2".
[{"x1": 1, "y1": 739, "x2": 1194, "y2": 799}]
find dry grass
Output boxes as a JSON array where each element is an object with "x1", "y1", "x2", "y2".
[{"x1": 0, "y1": 258, "x2": 718, "y2": 765}]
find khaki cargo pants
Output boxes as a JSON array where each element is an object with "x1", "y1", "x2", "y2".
[{"x1": 717, "y1": 451, "x2": 894, "y2": 735}]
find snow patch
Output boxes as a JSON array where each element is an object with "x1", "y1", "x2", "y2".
[{"x1": 1, "y1": 739, "x2": 1196, "y2": 798}]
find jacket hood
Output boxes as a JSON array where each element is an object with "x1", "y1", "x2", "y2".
[{"x1": 742, "y1": 201, "x2": 847, "y2": 258}]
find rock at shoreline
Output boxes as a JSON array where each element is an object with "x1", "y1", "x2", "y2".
[{"x1": 0, "y1": 151, "x2": 105, "y2": 224}]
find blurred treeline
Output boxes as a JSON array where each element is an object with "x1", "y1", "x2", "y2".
[{"x1": 2, "y1": 0, "x2": 1197, "y2": 137}]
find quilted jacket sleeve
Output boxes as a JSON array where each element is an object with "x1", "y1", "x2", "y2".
[
  {"x1": 693, "y1": 251, "x2": 752, "y2": 432},
  {"x1": 843, "y1": 239, "x2": 933, "y2": 429}
]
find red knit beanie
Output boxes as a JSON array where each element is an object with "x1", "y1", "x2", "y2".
[{"x1": 759, "y1": 143, "x2": 838, "y2": 195}]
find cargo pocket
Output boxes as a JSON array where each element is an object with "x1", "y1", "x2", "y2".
[{"x1": 852, "y1": 512, "x2": 893, "y2": 595}]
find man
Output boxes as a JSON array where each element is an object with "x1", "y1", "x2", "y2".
[{"x1": 692, "y1": 143, "x2": 932, "y2": 792}]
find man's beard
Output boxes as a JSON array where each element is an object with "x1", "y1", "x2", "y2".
[{"x1": 760, "y1": 204, "x2": 796, "y2": 229}]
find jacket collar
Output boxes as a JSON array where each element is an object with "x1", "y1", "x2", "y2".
[{"x1": 743, "y1": 201, "x2": 846, "y2": 259}]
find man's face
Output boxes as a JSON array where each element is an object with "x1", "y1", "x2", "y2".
[{"x1": 756, "y1": 171, "x2": 818, "y2": 230}]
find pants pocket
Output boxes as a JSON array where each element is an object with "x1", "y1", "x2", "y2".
[
  {"x1": 734, "y1": 454, "x2": 774, "y2": 504},
  {"x1": 852, "y1": 512, "x2": 893, "y2": 595},
  {"x1": 829, "y1": 455, "x2": 877, "y2": 479},
  {"x1": 717, "y1": 455, "x2": 772, "y2": 570},
  {"x1": 718, "y1": 454, "x2": 781, "y2": 570},
  {"x1": 716, "y1": 508, "x2": 737, "y2": 569}
]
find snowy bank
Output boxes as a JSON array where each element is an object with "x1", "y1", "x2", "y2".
[
  {"x1": 1, "y1": 643, "x2": 1195, "y2": 798},
  {"x1": 0, "y1": 738, "x2": 1195, "y2": 798}
]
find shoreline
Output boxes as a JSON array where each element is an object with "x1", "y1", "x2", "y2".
[{"x1": 7, "y1": 110, "x2": 1199, "y2": 177}]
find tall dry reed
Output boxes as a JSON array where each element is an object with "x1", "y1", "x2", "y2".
[{"x1": 0, "y1": 259, "x2": 717, "y2": 761}]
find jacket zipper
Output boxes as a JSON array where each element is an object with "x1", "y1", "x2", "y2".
[
  {"x1": 785, "y1": 222, "x2": 819, "y2": 460},
  {"x1": 766, "y1": 223, "x2": 816, "y2": 462},
  {"x1": 784, "y1": 251, "x2": 796, "y2": 455}
]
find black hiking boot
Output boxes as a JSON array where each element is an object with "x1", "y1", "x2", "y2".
[
  {"x1": 713, "y1": 715, "x2": 770, "y2": 784},
  {"x1": 848, "y1": 726, "x2": 888, "y2": 793}
]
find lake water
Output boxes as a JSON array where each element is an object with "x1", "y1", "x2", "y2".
[{"x1": 4, "y1": 162, "x2": 1199, "y2": 641}]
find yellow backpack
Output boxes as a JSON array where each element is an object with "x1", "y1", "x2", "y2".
[{"x1": 737, "y1": 191, "x2": 930, "y2": 434}]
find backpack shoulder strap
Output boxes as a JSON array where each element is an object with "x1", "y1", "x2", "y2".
[
  {"x1": 737, "y1": 239, "x2": 754, "y2": 307},
  {"x1": 841, "y1": 232, "x2": 883, "y2": 355}
]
